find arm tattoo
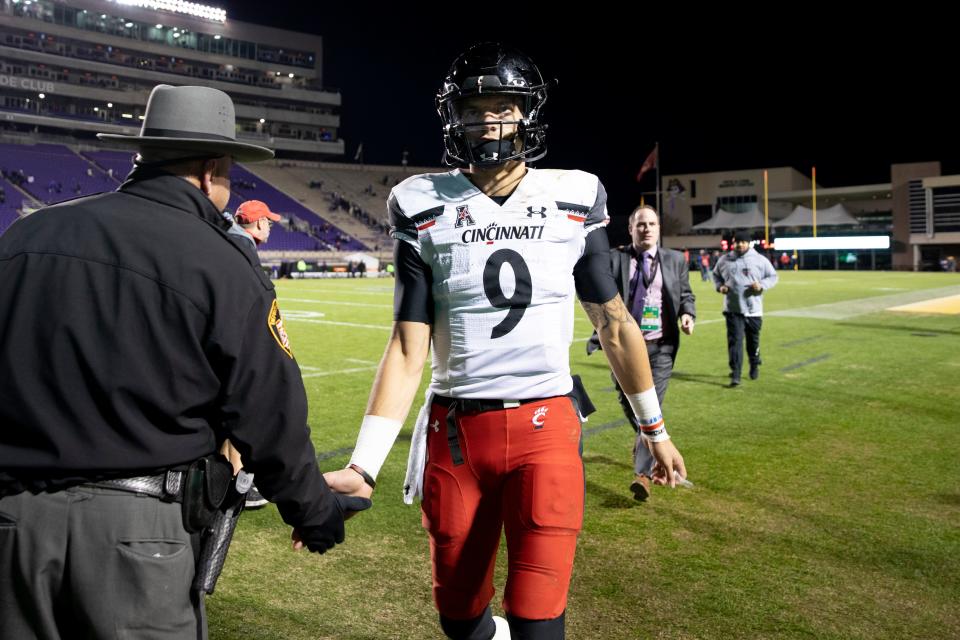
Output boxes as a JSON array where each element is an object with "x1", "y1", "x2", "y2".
[{"x1": 582, "y1": 296, "x2": 633, "y2": 333}]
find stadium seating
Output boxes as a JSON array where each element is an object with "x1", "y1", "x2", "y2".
[
  {"x1": 0, "y1": 143, "x2": 115, "y2": 204},
  {"x1": 0, "y1": 143, "x2": 371, "y2": 252},
  {"x1": 0, "y1": 177, "x2": 22, "y2": 235}
]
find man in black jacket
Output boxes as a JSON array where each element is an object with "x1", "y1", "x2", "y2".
[
  {"x1": 0, "y1": 85, "x2": 368, "y2": 639},
  {"x1": 588, "y1": 204, "x2": 696, "y2": 501}
]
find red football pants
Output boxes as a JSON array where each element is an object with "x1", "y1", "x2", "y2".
[{"x1": 421, "y1": 395, "x2": 584, "y2": 621}]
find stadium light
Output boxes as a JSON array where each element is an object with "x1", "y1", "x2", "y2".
[
  {"x1": 113, "y1": 1, "x2": 227, "y2": 23},
  {"x1": 124, "y1": 21, "x2": 133, "y2": 27},
  {"x1": 259, "y1": 118, "x2": 265, "y2": 124},
  {"x1": 121, "y1": 113, "x2": 133, "y2": 118},
  {"x1": 213, "y1": 34, "x2": 221, "y2": 39},
  {"x1": 94, "y1": 107, "x2": 99, "y2": 112},
  {"x1": 107, "y1": 102, "x2": 113, "y2": 107},
  {"x1": 156, "y1": 24, "x2": 163, "y2": 28},
  {"x1": 774, "y1": 236, "x2": 890, "y2": 251},
  {"x1": 38, "y1": 93, "x2": 45, "y2": 99},
  {"x1": 288, "y1": 73, "x2": 294, "y2": 78}
]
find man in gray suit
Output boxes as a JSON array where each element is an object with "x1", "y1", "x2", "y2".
[{"x1": 588, "y1": 204, "x2": 696, "y2": 501}]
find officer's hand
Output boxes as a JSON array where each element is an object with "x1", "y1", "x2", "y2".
[
  {"x1": 718, "y1": 285, "x2": 729, "y2": 294},
  {"x1": 680, "y1": 314, "x2": 695, "y2": 335},
  {"x1": 750, "y1": 282, "x2": 763, "y2": 292},
  {"x1": 291, "y1": 493, "x2": 372, "y2": 553}
]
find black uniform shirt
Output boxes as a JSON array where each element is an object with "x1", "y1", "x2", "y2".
[{"x1": 0, "y1": 168, "x2": 333, "y2": 531}]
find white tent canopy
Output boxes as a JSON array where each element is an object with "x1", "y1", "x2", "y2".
[
  {"x1": 773, "y1": 204, "x2": 859, "y2": 228},
  {"x1": 692, "y1": 205, "x2": 767, "y2": 231}
]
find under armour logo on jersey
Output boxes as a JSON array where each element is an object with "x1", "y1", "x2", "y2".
[
  {"x1": 526, "y1": 206, "x2": 547, "y2": 218},
  {"x1": 455, "y1": 205, "x2": 476, "y2": 228},
  {"x1": 430, "y1": 419, "x2": 440, "y2": 432},
  {"x1": 532, "y1": 406, "x2": 548, "y2": 429}
]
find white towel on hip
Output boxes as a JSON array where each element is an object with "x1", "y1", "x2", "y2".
[{"x1": 402, "y1": 389, "x2": 434, "y2": 505}]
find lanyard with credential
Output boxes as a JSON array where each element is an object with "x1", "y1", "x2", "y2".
[{"x1": 641, "y1": 251, "x2": 660, "y2": 290}]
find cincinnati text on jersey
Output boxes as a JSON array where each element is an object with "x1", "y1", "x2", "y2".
[{"x1": 461, "y1": 221, "x2": 546, "y2": 244}]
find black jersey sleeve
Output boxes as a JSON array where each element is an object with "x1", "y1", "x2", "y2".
[
  {"x1": 573, "y1": 226, "x2": 619, "y2": 304},
  {"x1": 388, "y1": 194, "x2": 418, "y2": 245},
  {"x1": 393, "y1": 240, "x2": 434, "y2": 324},
  {"x1": 584, "y1": 179, "x2": 610, "y2": 231}
]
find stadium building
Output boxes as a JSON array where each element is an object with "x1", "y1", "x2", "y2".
[
  {"x1": 658, "y1": 162, "x2": 960, "y2": 272},
  {"x1": 0, "y1": 0, "x2": 417, "y2": 273}
]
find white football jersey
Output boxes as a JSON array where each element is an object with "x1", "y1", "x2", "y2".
[{"x1": 390, "y1": 168, "x2": 608, "y2": 399}]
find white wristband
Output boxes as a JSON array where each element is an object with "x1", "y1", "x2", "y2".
[
  {"x1": 626, "y1": 388, "x2": 670, "y2": 443},
  {"x1": 348, "y1": 415, "x2": 402, "y2": 480}
]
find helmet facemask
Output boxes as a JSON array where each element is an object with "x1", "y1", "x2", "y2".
[
  {"x1": 436, "y1": 43, "x2": 550, "y2": 168},
  {"x1": 442, "y1": 93, "x2": 546, "y2": 167}
]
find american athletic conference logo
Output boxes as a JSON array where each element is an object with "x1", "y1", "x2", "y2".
[{"x1": 455, "y1": 205, "x2": 476, "y2": 228}]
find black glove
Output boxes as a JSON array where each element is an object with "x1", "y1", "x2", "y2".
[{"x1": 297, "y1": 493, "x2": 372, "y2": 554}]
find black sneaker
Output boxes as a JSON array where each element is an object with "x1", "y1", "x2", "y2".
[
  {"x1": 730, "y1": 376, "x2": 741, "y2": 387},
  {"x1": 245, "y1": 484, "x2": 268, "y2": 509},
  {"x1": 749, "y1": 363, "x2": 759, "y2": 380}
]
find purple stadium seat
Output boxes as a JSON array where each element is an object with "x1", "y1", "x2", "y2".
[
  {"x1": 1, "y1": 144, "x2": 366, "y2": 251},
  {"x1": 0, "y1": 143, "x2": 114, "y2": 204}
]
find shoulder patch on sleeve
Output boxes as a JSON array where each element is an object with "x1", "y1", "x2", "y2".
[
  {"x1": 409, "y1": 205, "x2": 445, "y2": 231},
  {"x1": 585, "y1": 179, "x2": 609, "y2": 228},
  {"x1": 388, "y1": 195, "x2": 417, "y2": 243},
  {"x1": 268, "y1": 298, "x2": 293, "y2": 358}
]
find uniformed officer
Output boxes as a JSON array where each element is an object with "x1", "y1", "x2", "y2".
[{"x1": 0, "y1": 84, "x2": 369, "y2": 639}]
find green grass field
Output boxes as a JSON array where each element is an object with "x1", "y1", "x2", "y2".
[{"x1": 207, "y1": 270, "x2": 960, "y2": 640}]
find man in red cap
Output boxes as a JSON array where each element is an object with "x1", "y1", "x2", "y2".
[
  {"x1": 235, "y1": 199, "x2": 281, "y2": 246},
  {"x1": 225, "y1": 198, "x2": 282, "y2": 509}
]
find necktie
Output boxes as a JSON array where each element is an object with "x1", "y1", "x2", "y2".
[{"x1": 630, "y1": 253, "x2": 648, "y2": 323}]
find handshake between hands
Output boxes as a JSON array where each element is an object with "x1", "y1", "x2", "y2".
[{"x1": 290, "y1": 467, "x2": 375, "y2": 554}]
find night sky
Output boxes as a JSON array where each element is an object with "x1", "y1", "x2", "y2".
[{"x1": 227, "y1": 3, "x2": 957, "y2": 222}]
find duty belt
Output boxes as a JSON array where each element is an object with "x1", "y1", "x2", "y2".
[{"x1": 85, "y1": 470, "x2": 185, "y2": 502}]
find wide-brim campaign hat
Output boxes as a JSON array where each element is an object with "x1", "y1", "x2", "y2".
[{"x1": 97, "y1": 84, "x2": 274, "y2": 163}]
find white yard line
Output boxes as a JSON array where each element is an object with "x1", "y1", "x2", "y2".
[
  {"x1": 283, "y1": 298, "x2": 392, "y2": 309},
  {"x1": 278, "y1": 287, "x2": 393, "y2": 297},
  {"x1": 301, "y1": 365, "x2": 379, "y2": 378},
  {"x1": 768, "y1": 285, "x2": 960, "y2": 320},
  {"x1": 285, "y1": 317, "x2": 392, "y2": 331}
]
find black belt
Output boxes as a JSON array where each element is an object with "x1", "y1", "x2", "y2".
[
  {"x1": 432, "y1": 395, "x2": 547, "y2": 413},
  {"x1": 433, "y1": 396, "x2": 554, "y2": 467},
  {"x1": 84, "y1": 470, "x2": 185, "y2": 503}
]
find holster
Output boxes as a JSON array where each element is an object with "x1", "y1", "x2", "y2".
[
  {"x1": 192, "y1": 486, "x2": 244, "y2": 595},
  {"x1": 189, "y1": 464, "x2": 249, "y2": 595},
  {"x1": 181, "y1": 453, "x2": 234, "y2": 534}
]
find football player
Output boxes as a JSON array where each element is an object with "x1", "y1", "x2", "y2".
[{"x1": 325, "y1": 42, "x2": 687, "y2": 640}]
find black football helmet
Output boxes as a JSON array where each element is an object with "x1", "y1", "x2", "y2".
[{"x1": 436, "y1": 42, "x2": 550, "y2": 168}]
